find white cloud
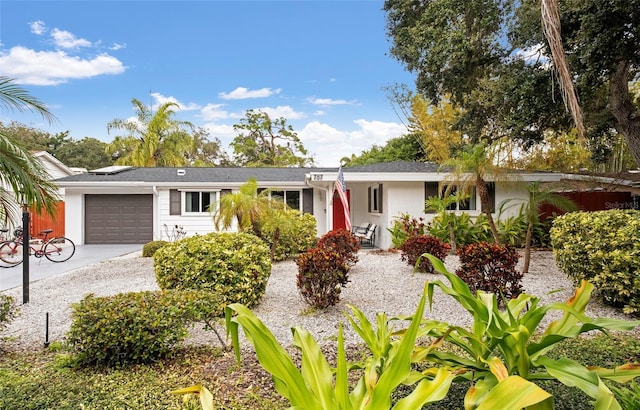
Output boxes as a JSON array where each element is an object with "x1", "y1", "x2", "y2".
[
  {"x1": 29, "y1": 20, "x2": 46, "y2": 35},
  {"x1": 308, "y1": 97, "x2": 357, "y2": 106},
  {"x1": 0, "y1": 46, "x2": 125, "y2": 85},
  {"x1": 219, "y1": 87, "x2": 281, "y2": 100},
  {"x1": 254, "y1": 105, "x2": 306, "y2": 120},
  {"x1": 201, "y1": 122, "x2": 236, "y2": 144},
  {"x1": 150, "y1": 92, "x2": 200, "y2": 111},
  {"x1": 110, "y1": 43, "x2": 126, "y2": 51},
  {"x1": 51, "y1": 28, "x2": 92, "y2": 49},
  {"x1": 299, "y1": 119, "x2": 406, "y2": 166},
  {"x1": 201, "y1": 103, "x2": 232, "y2": 121}
]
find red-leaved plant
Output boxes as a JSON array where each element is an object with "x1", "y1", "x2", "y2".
[{"x1": 400, "y1": 235, "x2": 450, "y2": 273}]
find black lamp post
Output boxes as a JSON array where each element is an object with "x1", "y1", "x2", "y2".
[{"x1": 22, "y1": 203, "x2": 30, "y2": 304}]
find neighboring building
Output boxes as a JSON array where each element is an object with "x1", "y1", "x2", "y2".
[{"x1": 55, "y1": 161, "x2": 563, "y2": 249}]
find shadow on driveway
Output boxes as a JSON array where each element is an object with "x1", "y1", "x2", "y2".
[{"x1": 0, "y1": 244, "x2": 142, "y2": 291}]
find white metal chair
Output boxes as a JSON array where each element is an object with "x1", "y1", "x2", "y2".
[{"x1": 354, "y1": 224, "x2": 376, "y2": 248}]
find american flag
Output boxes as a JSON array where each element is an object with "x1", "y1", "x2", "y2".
[{"x1": 335, "y1": 166, "x2": 352, "y2": 231}]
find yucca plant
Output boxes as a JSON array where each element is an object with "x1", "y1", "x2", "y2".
[{"x1": 417, "y1": 254, "x2": 640, "y2": 409}]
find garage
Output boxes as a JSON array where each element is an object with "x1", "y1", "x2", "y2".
[{"x1": 85, "y1": 194, "x2": 153, "y2": 244}]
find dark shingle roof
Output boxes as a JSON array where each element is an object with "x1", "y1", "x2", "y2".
[{"x1": 56, "y1": 166, "x2": 337, "y2": 184}]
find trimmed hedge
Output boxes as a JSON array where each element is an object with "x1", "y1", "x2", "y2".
[
  {"x1": 260, "y1": 210, "x2": 317, "y2": 261},
  {"x1": 142, "y1": 240, "x2": 169, "y2": 257},
  {"x1": 551, "y1": 210, "x2": 640, "y2": 314},
  {"x1": 66, "y1": 290, "x2": 219, "y2": 366},
  {"x1": 153, "y1": 232, "x2": 271, "y2": 312}
]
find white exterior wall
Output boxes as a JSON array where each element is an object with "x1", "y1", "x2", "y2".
[
  {"x1": 156, "y1": 189, "x2": 219, "y2": 239},
  {"x1": 64, "y1": 192, "x2": 84, "y2": 244}
]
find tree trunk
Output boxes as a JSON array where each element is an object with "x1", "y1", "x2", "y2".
[
  {"x1": 477, "y1": 175, "x2": 501, "y2": 244},
  {"x1": 609, "y1": 60, "x2": 640, "y2": 167},
  {"x1": 523, "y1": 221, "x2": 534, "y2": 274},
  {"x1": 448, "y1": 219, "x2": 457, "y2": 254}
]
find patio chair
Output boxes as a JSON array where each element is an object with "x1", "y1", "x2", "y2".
[
  {"x1": 354, "y1": 224, "x2": 377, "y2": 248},
  {"x1": 351, "y1": 223, "x2": 371, "y2": 236}
]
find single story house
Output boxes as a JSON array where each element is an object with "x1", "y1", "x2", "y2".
[{"x1": 54, "y1": 161, "x2": 563, "y2": 249}]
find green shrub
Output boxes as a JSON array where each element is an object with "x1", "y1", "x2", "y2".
[
  {"x1": 142, "y1": 240, "x2": 169, "y2": 257},
  {"x1": 153, "y1": 232, "x2": 271, "y2": 312},
  {"x1": 455, "y1": 242, "x2": 522, "y2": 301},
  {"x1": 66, "y1": 290, "x2": 219, "y2": 366},
  {"x1": 260, "y1": 210, "x2": 317, "y2": 261},
  {"x1": 0, "y1": 294, "x2": 18, "y2": 332},
  {"x1": 551, "y1": 210, "x2": 640, "y2": 314},
  {"x1": 399, "y1": 235, "x2": 450, "y2": 273}
]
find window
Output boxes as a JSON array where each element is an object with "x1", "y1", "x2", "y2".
[
  {"x1": 266, "y1": 190, "x2": 302, "y2": 211},
  {"x1": 184, "y1": 191, "x2": 216, "y2": 213},
  {"x1": 368, "y1": 184, "x2": 383, "y2": 213},
  {"x1": 170, "y1": 189, "x2": 181, "y2": 215},
  {"x1": 424, "y1": 182, "x2": 492, "y2": 212}
]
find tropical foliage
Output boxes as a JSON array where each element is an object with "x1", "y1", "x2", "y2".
[
  {"x1": 105, "y1": 98, "x2": 195, "y2": 167},
  {"x1": 0, "y1": 76, "x2": 61, "y2": 221},
  {"x1": 384, "y1": 0, "x2": 640, "y2": 168}
]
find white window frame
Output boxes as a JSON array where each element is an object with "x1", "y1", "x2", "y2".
[{"x1": 182, "y1": 191, "x2": 220, "y2": 215}]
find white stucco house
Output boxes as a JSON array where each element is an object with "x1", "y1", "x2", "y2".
[{"x1": 54, "y1": 161, "x2": 563, "y2": 249}]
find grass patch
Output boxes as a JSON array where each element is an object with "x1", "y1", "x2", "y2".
[{"x1": 1, "y1": 333, "x2": 638, "y2": 409}]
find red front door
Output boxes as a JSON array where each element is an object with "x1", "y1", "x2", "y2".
[{"x1": 332, "y1": 188, "x2": 351, "y2": 230}]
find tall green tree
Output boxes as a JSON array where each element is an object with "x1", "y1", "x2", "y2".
[
  {"x1": 231, "y1": 110, "x2": 313, "y2": 167},
  {"x1": 106, "y1": 99, "x2": 194, "y2": 167},
  {"x1": 0, "y1": 77, "x2": 60, "y2": 221},
  {"x1": 384, "y1": 0, "x2": 640, "y2": 167},
  {"x1": 186, "y1": 127, "x2": 232, "y2": 167},
  {"x1": 344, "y1": 133, "x2": 425, "y2": 166}
]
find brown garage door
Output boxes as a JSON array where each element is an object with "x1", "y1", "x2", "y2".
[{"x1": 85, "y1": 194, "x2": 153, "y2": 244}]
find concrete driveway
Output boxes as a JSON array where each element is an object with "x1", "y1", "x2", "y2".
[{"x1": 0, "y1": 244, "x2": 143, "y2": 291}]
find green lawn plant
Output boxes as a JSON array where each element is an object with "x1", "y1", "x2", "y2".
[{"x1": 417, "y1": 254, "x2": 640, "y2": 409}]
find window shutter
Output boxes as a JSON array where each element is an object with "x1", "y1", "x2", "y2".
[
  {"x1": 377, "y1": 184, "x2": 383, "y2": 213},
  {"x1": 303, "y1": 188, "x2": 313, "y2": 214},
  {"x1": 424, "y1": 182, "x2": 438, "y2": 213},
  {"x1": 368, "y1": 186, "x2": 372, "y2": 213},
  {"x1": 169, "y1": 189, "x2": 181, "y2": 215}
]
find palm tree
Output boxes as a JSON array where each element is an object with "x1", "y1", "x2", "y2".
[
  {"x1": 521, "y1": 181, "x2": 577, "y2": 274},
  {"x1": 105, "y1": 98, "x2": 194, "y2": 167},
  {"x1": 0, "y1": 76, "x2": 60, "y2": 222},
  {"x1": 443, "y1": 144, "x2": 505, "y2": 245},
  {"x1": 213, "y1": 179, "x2": 278, "y2": 237}
]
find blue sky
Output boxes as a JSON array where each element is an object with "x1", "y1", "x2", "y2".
[{"x1": 0, "y1": 0, "x2": 416, "y2": 166}]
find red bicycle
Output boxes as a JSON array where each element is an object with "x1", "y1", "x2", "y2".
[{"x1": 0, "y1": 227, "x2": 75, "y2": 267}]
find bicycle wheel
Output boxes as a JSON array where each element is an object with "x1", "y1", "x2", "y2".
[
  {"x1": 44, "y1": 237, "x2": 75, "y2": 262},
  {"x1": 0, "y1": 241, "x2": 24, "y2": 266}
]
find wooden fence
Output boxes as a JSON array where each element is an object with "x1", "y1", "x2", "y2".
[{"x1": 28, "y1": 201, "x2": 65, "y2": 238}]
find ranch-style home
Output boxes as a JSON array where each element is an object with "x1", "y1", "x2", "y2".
[{"x1": 54, "y1": 161, "x2": 563, "y2": 249}]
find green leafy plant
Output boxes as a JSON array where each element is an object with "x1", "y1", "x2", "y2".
[
  {"x1": 66, "y1": 290, "x2": 219, "y2": 366},
  {"x1": 399, "y1": 235, "x2": 450, "y2": 273},
  {"x1": 154, "y1": 232, "x2": 271, "y2": 314},
  {"x1": 551, "y1": 210, "x2": 640, "y2": 313},
  {"x1": 417, "y1": 254, "x2": 640, "y2": 409},
  {"x1": 142, "y1": 240, "x2": 169, "y2": 257},
  {"x1": 0, "y1": 294, "x2": 18, "y2": 332},
  {"x1": 259, "y1": 209, "x2": 317, "y2": 261},
  {"x1": 455, "y1": 242, "x2": 522, "y2": 301},
  {"x1": 221, "y1": 284, "x2": 456, "y2": 409}
]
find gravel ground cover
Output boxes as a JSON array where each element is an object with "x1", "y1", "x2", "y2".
[{"x1": 1, "y1": 249, "x2": 637, "y2": 352}]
